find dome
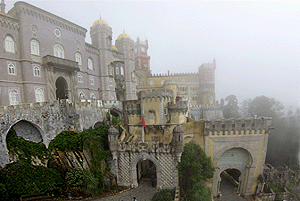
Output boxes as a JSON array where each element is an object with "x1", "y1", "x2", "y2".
[
  {"x1": 112, "y1": 45, "x2": 118, "y2": 51},
  {"x1": 93, "y1": 18, "x2": 109, "y2": 27},
  {"x1": 117, "y1": 32, "x2": 132, "y2": 40},
  {"x1": 173, "y1": 125, "x2": 184, "y2": 133},
  {"x1": 108, "y1": 126, "x2": 118, "y2": 135}
]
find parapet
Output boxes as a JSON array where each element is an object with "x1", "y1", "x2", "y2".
[
  {"x1": 204, "y1": 117, "x2": 272, "y2": 136},
  {"x1": 168, "y1": 101, "x2": 189, "y2": 114},
  {"x1": 137, "y1": 89, "x2": 173, "y2": 101}
]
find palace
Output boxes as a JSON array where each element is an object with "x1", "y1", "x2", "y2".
[
  {"x1": 0, "y1": 1, "x2": 274, "y2": 199},
  {"x1": 0, "y1": 1, "x2": 216, "y2": 108}
]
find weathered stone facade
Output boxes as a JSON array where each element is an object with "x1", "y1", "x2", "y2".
[{"x1": 0, "y1": 99, "x2": 112, "y2": 168}]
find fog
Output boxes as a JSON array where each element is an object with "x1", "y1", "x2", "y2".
[{"x1": 5, "y1": 1, "x2": 300, "y2": 106}]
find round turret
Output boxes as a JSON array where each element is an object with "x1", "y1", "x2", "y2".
[
  {"x1": 108, "y1": 126, "x2": 119, "y2": 152},
  {"x1": 92, "y1": 18, "x2": 109, "y2": 27},
  {"x1": 172, "y1": 125, "x2": 184, "y2": 153}
]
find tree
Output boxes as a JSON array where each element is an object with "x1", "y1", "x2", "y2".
[
  {"x1": 177, "y1": 141, "x2": 214, "y2": 201},
  {"x1": 240, "y1": 96, "x2": 284, "y2": 120},
  {"x1": 223, "y1": 94, "x2": 240, "y2": 119}
]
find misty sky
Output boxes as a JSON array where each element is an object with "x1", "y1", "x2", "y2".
[{"x1": 5, "y1": 1, "x2": 300, "y2": 107}]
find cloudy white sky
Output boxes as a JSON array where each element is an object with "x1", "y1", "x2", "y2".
[{"x1": 5, "y1": 1, "x2": 300, "y2": 106}]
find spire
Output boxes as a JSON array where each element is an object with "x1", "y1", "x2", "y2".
[
  {"x1": 123, "y1": 29, "x2": 125, "y2": 33},
  {"x1": 0, "y1": 0, "x2": 6, "y2": 13},
  {"x1": 100, "y1": 14, "x2": 101, "y2": 19}
]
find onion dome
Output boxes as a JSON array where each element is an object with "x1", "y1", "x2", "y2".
[
  {"x1": 117, "y1": 31, "x2": 132, "y2": 40},
  {"x1": 93, "y1": 18, "x2": 109, "y2": 27}
]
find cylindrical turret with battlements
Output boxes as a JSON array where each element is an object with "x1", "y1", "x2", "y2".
[{"x1": 198, "y1": 59, "x2": 216, "y2": 105}]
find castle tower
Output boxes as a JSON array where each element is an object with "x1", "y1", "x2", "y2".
[
  {"x1": 90, "y1": 18, "x2": 116, "y2": 100},
  {"x1": 0, "y1": 0, "x2": 5, "y2": 13},
  {"x1": 115, "y1": 31, "x2": 136, "y2": 100},
  {"x1": 134, "y1": 37, "x2": 151, "y2": 76},
  {"x1": 198, "y1": 59, "x2": 216, "y2": 105}
]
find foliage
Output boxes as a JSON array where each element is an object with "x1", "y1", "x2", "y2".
[
  {"x1": 81, "y1": 125, "x2": 110, "y2": 194},
  {"x1": 240, "y1": 96, "x2": 284, "y2": 120},
  {"x1": 183, "y1": 182, "x2": 211, "y2": 201},
  {"x1": 65, "y1": 168, "x2": 84, "y2": 187},
  {"x1": 271, "y1": 182, "x2": 285, "y2": 193},
  {"x1": 6, "y1": 130, "x2": 50, "y2": 164},
  {"x1": 0, "y1": 162, "x2": 62, "y2": 200},
  {"x1": 106, "y1": 112, "x2": 123, "y2": 127},
  {"x1": 223, "y1": 94, "x2": 240, "y2": 119},
  {"x1": 48, "y1": 131, "x2": 83, "y2": 152},
  {"x1": 177, "y1": 141, "x2": 214, "y2": 200},
  {"x1": 152, "y1": 189, "x2": 174, "y2": 201}
]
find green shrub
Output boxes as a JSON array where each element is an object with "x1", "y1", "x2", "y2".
[
  {"x1": 0, "y1": 162, "x2": 62, "y2": 200},
  {"x1": 152, "y1": 189, "x2": 174, "y2": 201},
  {"x1": 48, "y1": 131, "x2": 82, "y2": 152},
  {"x1": 6, "y1": 130, "x2": 50, "y2": 164},
  {"x1": 65, "y1": 168, "x2": 84, "y2": 187}
]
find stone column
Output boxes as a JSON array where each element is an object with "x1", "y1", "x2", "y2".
[
  {"x1": 244, "y1": 166, "x2": 256, "y2": 196},
  {"x1": 45, "y1": 66, "x2": 55, "y2": 102},
  {"x1": 212, "y1": 167, "x2": 221, "y2": 197}
]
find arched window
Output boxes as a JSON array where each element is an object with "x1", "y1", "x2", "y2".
[
  {"x1": 89, "y1": 76, "x2": 94, "y2": 85},
  {"x1": 35, "y1": 88, "x2": 44, "y2": 102},
  {"x1": 79, "y1": 91, "x2": 85, "y2": 99},
  {"x1": 150, "y1": 80, "x2": 154, "y2": 85},
  {"x1": 109, "y1": 65, "x2": 113, "y2": 76},
  {"x1": 54, "y1": 44, "x2": 64, "y2": 58},
  {"x1": 161, "y1": 80, "x2": 164, "y2": 85},
  {"x1": 8, "y1": 63, "x2": 15, "y2": 75},
  {"x1": 88, "y1": 58, "x2": 94, "y2": 70},
  {"x1": 5, "y1": 36, "x2": 14, "y2": 53},
  {"x1": 9, "y1": 89, "x2": 19, "y2": 105},
  {"x1": 75, "y1": 52, "x2": 82, "y2": 66},
  {"x1": 115, "y1": 67, "x2": 119, "y2": 75},
  {"x1": 30, "y1": 39, "x2": 40, "y2": 55},
  {"x1": 120, "y1": 67, "x2": 124, "y2": 75},
  {"x1": 33, "y1": 66, "x2": 40, "y2": 77},
  {"x1": 77, "y1": 72, "x2": 83, "y2": 83},
  {"x1": 109, "y1": 78, "x2": 113, "y2": 86},
  {"x1": 90, "y1": 93, "x2": 96, "y2": 99}
]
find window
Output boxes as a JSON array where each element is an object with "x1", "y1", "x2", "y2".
[
  {"x1": 150, "y1": 80, "x2": 154, "y2": 85},
  {"x1": 88, "y1": 58, "x2": 94, "y2": 70},
  {"x1": 33, "y1": 66, "x2": 40, "y2": 77},
  {"x1": 115, "y1": 67, "x2": 119, "y2": 75},
  {"x1": 109, "y1": 65, "x2": 113, "y2": 76},
  {"x1": 120, "y1": 67, "x2": 124, "y2": 75},
  {"x1": 161, "y1": 80, "x2": 164, "y2": 85},
  {"x1": 143, "y1": 61, "x2": 147, "y2": 67},
  {"x1": 90, "y1": 93, "x2": 96, "y2": 99},
  {"x1": 8, "y1": 63, "x2": 15, "y2": 75},
  {"x1": 30, "y1": 39, "x2": 40, "y2": 55},
  {"x1": 79, "y1": 91, "x2": 85, "y2": 99},
  {"x1": 9, "y1": 89, "x2": 19, "y2": 105},
  {"x1": 139, "y1": 82, "x2": 143, "y2": 86},
  {"x1": 109, "y1": 78, "x2": 113, "y2": 86},
  {"x1": 164, "y1": 108, "x2": 168, "y2": 115},
  {"x1": 77, "y1": 73, "x2": 83, "y2": 83},
  {"x1": 89, "y1": 76, "x2": 94, "y2": 85},
  {"x1": 35, "y1": 88, "x2": 44, "y2": 102},
  {"x1": 5, "y1": 36, "x2": 14, "y2": 53},
  {"x1": 75, "y1": 52, "x2": 82, "y2": 66},
  {"x1": 54, "y1": 44, "x2": 64, "y2": 58}
]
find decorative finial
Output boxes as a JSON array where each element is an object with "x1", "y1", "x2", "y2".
[
  {"x1": 100, "y1": 14, "x2": 101, "y2": 19},
  {"x1": 123, "y1": 29, "x2": 125, "y2": 33}
]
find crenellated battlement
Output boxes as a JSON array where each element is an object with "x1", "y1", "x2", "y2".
[
  {"x1": 138, "y1": 89, "x2": 173, "y2": 101},
  {"x1": 190, "y1": 104, "x2": 221, "y2": 111},
  {"x1": 168, "y1": 101, "x2": 189, "y2": 114},
  {"x1": 118, "y1": 141, "x2": 174, "y2": 153},
  {"x1": 198, "y1": 60, "x2": 216, "y2": 70},
  {"x1": 151, "y1": 72, "x2": 199, "y2": 77},
  {"x1": 203, "y1": 117, "x2": 272, "y2": 136}
]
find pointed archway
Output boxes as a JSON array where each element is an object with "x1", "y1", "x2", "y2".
[{"x1": 55, "y1": 77, "x2": 68, "y2": 100}]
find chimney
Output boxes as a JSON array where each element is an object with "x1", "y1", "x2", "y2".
[{"x1": 0, "y1": 0, "x2": 5, "y2": 13}]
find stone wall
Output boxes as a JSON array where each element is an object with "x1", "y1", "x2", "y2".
[{"x1": 0, "y1": 99, "x2": 110, "y2": 168}]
